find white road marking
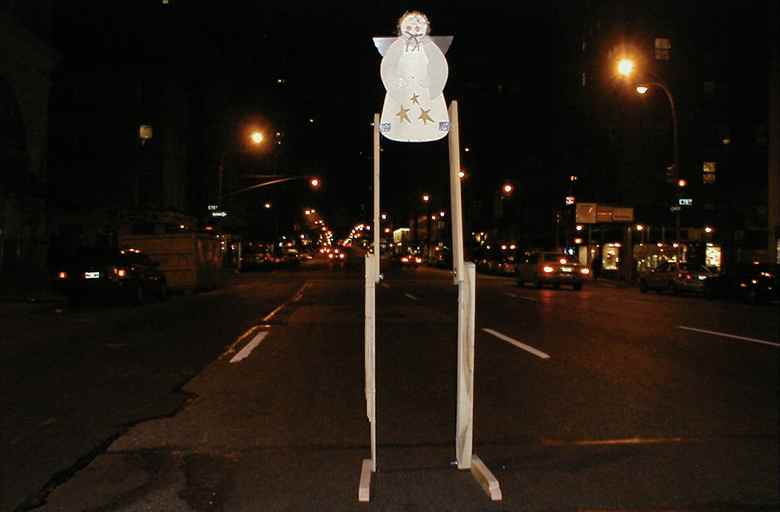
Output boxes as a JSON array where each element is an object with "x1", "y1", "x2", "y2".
[
  {"x1": 230, "y1": 331, "x2": 268, "y2": 363},
  {"x1": 262, "y1": 303, "x2": 286, "y2": 322},
  {"x1": 263, "y1": 282, "x2": 309, "y2": 322},
  {"x1": 677, "y1": 326, "x2": 780, "y2": 348},
  {"x1": 542, "y1": 436, "x2": 699, "y2": 447},
  {"x1": 482, "y1": 328, "x2": 550, "y2": 359},
  {"x1": 510, "y1": 294, "x2": 539, "y2": 303},
  {"x1": 222, "y1": 325, "x2": 261, "y2": 358},
  {"x1": 404, "y1": 293, "x2": 419, "y2": 301}
]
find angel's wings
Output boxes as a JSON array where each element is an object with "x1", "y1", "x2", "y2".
[{"x1": 373, "y1": 36, "x2": 453, "y2": 56}]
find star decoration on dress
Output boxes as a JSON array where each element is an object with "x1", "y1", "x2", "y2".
[
  {"x1": 396, "y1": 105, "x2": 411, "y2": 123},
  {"x1": 410, "y1": 93, "x2": 420, "y2": 105},
  {"x1": 418, "y1": 108, "x2": 434, "y2": 125}
]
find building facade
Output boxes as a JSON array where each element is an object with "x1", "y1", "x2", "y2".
[{"x1": 0, "y1": 2, "x2": 58, "y2": 275}]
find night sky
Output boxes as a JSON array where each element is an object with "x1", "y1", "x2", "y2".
[{"x1": 50, "y1": 2, "x2": 581, "y2": 232}]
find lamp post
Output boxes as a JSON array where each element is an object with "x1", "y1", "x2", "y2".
[
  {"x1": 636, "y1": 80, "x2": 680, "y2": 241},
  {"x1": 422, "y1": 193, "x2": 431, "y2": 260}
]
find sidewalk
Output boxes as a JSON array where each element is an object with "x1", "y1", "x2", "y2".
[{"x1": 0, "y1": 270, "x2": 64, "y2": 304}]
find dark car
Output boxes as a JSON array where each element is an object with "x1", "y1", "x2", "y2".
[
  {"x1": 53, "y1": 248, "x2": 168, "y2": 305},
  {"x1": 638, "y1": 261, "x2": 719, "y2": 295},
  {"x1": 516, "y1": 251, "x2": 589, "y2": 290},
  {"x1": 706, "y1": 263, "x2": 778, "y2": 304}
]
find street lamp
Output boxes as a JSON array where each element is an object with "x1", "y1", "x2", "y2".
[
  {"x1": 502, "y1": 183, "x2": 514, "y2": 195},
  {"x1": 617, "y1": 58, "x2": 635, "y2": 78},
  {"x1": 250, "y1": 131, "x2": 264, "y2": 145},
  {"x1": 422, "y1": 193, "x2": 430, "y2": 203},
  {"x1": 310, "y1": 178, "x2": 320, "y2": 188}
]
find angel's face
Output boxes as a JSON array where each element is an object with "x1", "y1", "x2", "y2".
[{"x1": 400, "y1": 13, "x2": 429, "y2": 38}]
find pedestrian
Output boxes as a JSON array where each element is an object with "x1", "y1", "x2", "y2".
[{"x1": 592, "y1": 253, "x2": 602, "y2": 280}]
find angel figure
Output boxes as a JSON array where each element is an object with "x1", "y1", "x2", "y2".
[{"x1": 374, "y1": 11, "x2": 453, "y2": 143}]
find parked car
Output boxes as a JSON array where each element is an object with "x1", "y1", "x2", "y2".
[
  {"x1": 705, "y1": 263, "x2": 778, "y2": 304},
  {"x1": 53, "y1": 248, "x2": 168, "y2": 305},
  {"x1": 516, "y1": 251, "x2": 588, "y2": 290},
  {"x1": 638, "y1": 261, "x2": 719, "y2": 295}
]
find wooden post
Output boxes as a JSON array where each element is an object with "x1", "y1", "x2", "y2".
[
  {"x1": 448, "y1": 101, "x2": 465, "y2": 283},
  {"x1": 374, "y1": 113, "x2": 381, "y2": 281},
  {"x1": 448, "y1": 100, "x2": 471, "y2": 468},
  {"x1": 456, "y1": 262, "x2": 475, "y2": 468},
  {"x1": 360, "y1": 115, "x2": 382, "y2": 502}
]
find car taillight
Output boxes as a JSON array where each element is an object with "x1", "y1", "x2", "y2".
[{"x1": 543, "y1": 266, "x2": 554, "y2": 273}]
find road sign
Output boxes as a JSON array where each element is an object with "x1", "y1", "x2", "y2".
[
  {"x1": 612, "y1": 207, "x2": 635, "y2": 222},
  {"x1": 575, "y1": 203, "x2": 597, "y2": 224},
  {"x1": 596, "y1": 206, "x2": 613, "y2": 223}
]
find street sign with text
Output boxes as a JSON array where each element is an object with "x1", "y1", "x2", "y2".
[{"x1": 575, "y1": 203, "x2": 597, "y2": 224}]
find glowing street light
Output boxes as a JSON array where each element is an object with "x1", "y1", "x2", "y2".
[
  {"x1": 502, "y1": 183, "x2": 514, "y2": 195},
  {"x1": 704, "y1": 226, "x2": 714, "y2": 234},
  {"x1": 635, "y1": 224, "x2": 644, "y2": 231},
  {"x1": 250, "y1": 131, "x2": 264, "y2": 144},
  {"x1": 310, "y1": 178, "x2": 320, "y2": 188},
  {"x1": 264, "y1": 202, "x2": 272, "y2": 209},
  {"x1": 617, "y1": 58, "x2": 635, "y2": 78},
  {"x1": 422, "y1": 194, "x2": 430, "y2": 203},
  {"x1": 677, "y1": 178, "x2": 687, "y2": 188},
  {"x1": 458, "y1": 170, "x2": 466, "y2": 179}
]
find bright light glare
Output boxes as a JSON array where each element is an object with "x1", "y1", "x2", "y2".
[
  {"x1": 310, "y1": 178, "x2": 320, "y2": 188},
  {"x1": 458, "y1": 171, "x2": 465, "y2": 179},
  {"x1": 264, "y1": 202, "x2": 272, "y2": 209},
  {"x1": 543, "y1": 266, "x2": 554, "y2": 273},
  {"x1": 250, "y1": 131, "x2": 264, "y2": 144},
  {"x1": 580, "y1": 268, "x2": 590, "y2": 275},
  {"x1": 422, "y1": 194, "x2": 430, "y2": 202},
  {"x1": 704, "y1": 226, "x2": 714, "y2": 233},
  {"x1": 636, "y1": 85, "x2": 649, "y2": 94},
  {"x1": 503, "y1": 184, "x2": 513, "y2": 194},
  {"x1": 617, "y1": 58, "x2": 635, "y2": 77}
]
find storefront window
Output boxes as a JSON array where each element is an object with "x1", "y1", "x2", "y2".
[{"x1": 602, "y1": 243, "x2": 620, "y2": 270}]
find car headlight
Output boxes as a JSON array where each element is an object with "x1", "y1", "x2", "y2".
[
  {"x1": 580, "y1": 268, "x2": 590, "y2": 275},
  {"x1": 543, "y1": 266, "x2": 554, "y2": 273},
  {"x1": 697, "y1": 275, "x2": 707, "y2": 280}
]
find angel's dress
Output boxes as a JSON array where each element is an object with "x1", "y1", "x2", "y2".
[{"x1": 379, "y1": 36, "x2": 449, "y2": 142}]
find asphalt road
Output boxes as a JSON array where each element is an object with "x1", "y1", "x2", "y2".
[{"x1": 3, "y1": 254, "x2": 778, "y2": 511}]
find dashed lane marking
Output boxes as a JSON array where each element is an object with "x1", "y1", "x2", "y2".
[
  {"x1": 677, "y1": 326, "x2": 780, "y2": 348},
  {"x1": 229, "y1": 331, "x2": 268, "y2": 363},
  {"x1": 482, "y1": 328, "x2": 550, "y2": 359}
]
